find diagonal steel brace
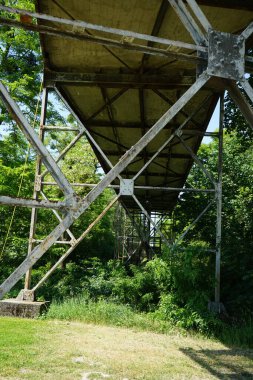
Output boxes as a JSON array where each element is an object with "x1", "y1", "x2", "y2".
[
  {"x1": 168, "y1": 0, "x2": 207, "y2": 45},
  {"x1": 0, "y1": 81, "x2": 75, "y2": 199}
]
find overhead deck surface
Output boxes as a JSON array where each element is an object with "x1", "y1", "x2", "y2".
[{"x1": 37, "y1": 0, "x2": 253, "y2": 211}]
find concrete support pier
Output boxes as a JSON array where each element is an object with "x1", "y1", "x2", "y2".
[{"x1": 0, "y1": 299, "x2": 48, "y2": 318}]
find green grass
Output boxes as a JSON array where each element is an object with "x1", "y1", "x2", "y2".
[
  {"x1": 45, "y1": 297, "x2": 173, "y2": 334},
  {"x1": 0, "y1": 318, "x2": 84, "y2": 379},
  {"x1": 0, "y1": 316, "x2": 253, "y2": 380},
  {"x1": 0, "y1": 318, "x2": 40, "y2": 375},
  {"x1": 1, "y1": 298, "x2": 252, "y2": 379},
  {"x1": 218, "y1": 322, "x2": 253, "y2": 348}
]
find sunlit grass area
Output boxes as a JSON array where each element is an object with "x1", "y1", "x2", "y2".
[{"x1": 0, "y1": 317, "x2": 253, "y2": 380}]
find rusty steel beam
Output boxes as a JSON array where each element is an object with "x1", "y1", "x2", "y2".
[
  {"x1": 24, "y1": 88, "x2": 48, "y2": 291},
  {"x1": 226, "y1": 80, "x2": 253, "y2": 129},
  {"x1": 0, "y1": 5, "x2": 205, "y2": 52},
  {"x1": 242, "y1": 22, "x2": 253, "y2": 40},
  {"x1": 215, "y1": 95, "x2": 224, "y2": 304},
  {"x1": 44, "y1": 70, "x2": 195, "y2": 89},
  {"x1": 0, "y1": 16, "x2": 204, "y2": 65},
  {"x1": 42, "y1": 171, "x2": 181, "y2": 181},
  {"x1": 102, "y1": 151, "x2": 192, "y2": 160},
  {"x1": 38, "y1": 182, "x2": 215, "y2": 192},
  {"x1": 0, "y1": 196, "x2": 69, "y2": 210},
  {"x1": 186, "y1": 0, "x2": 212, "y2": 32},
  {"x1": 168, "y1": 0, "x2": 207, "y2": 45}
]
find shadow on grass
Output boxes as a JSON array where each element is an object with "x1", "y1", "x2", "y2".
[{"x1": 180, "y1": 347, "x2": 253, "y2": 379}]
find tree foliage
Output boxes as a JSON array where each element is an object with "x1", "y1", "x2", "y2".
[{"x1": 172, "y1": 130, "x2": 253, "y2": 315}]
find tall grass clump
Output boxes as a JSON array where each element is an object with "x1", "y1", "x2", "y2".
[
  {"x1": 218, "y1": 319, "x2": 253, "y2": 348},
  {"x1": 45, "y1": 296, "x2": 173, "y2": 333}
]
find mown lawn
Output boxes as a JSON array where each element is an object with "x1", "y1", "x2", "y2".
[{"x1": 0, "y1": 317, "x2": 253, "y2": 380}]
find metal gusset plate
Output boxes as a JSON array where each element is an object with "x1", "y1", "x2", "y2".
[{"x1": 207, "y1": 29, "x2": 245, "y2": 80}]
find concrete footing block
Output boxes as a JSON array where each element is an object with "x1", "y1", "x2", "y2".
[
  {"x1": 0, "y1": 299, "x2": 49, "y2": 318},
  {"x1": 208, "y1": 301, "x2": 227, "y2": 315}
]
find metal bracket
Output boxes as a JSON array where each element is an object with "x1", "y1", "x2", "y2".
[
  {"x1": 120, "y1": 179, "x2": 134, "y2": 196},
  {"x1": 35, "y1": 175, "x2": 42, "y2": 192},
  {"x1": 207, "y1": 29, "x2": 245, "y2": 80},
  {"x1": 174, "y1": 129, "x2": 183, "y2": 138}
]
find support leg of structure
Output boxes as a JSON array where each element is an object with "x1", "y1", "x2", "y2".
[
  {"x1": 24, "y1": 89, "x2": 48, "y2": 294},
  {"x1": 208, "y1": 95, "x2": 226, "y2": 314},
  {"x1": 215, "y1": 96, "x2": 224, "y2": 305},
  {"x1": 18, "y1": 84, "x2": 119, "y2": 299}
]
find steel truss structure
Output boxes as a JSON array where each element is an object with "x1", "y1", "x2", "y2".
[
  {"x1": 114, "y1": 207, "x2": 172, "y2": 261},
  {"x1": 0, "y1": 1, "x2": 253, "y2": 311}
]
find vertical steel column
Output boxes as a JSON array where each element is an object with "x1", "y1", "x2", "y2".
[
  {"x1": 145, "y1": 212, "x2": 151, "y2": 259},
  {"x1": 215, "y1": 95, "x2": 224, "y2": 304},
  {"x1": 24, "y1": 88, "x2": 48, "y2": 290}
]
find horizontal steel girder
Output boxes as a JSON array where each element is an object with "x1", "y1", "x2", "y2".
[
  {"x1": 0, "y1": 16, "x2": 204, "y2": 65},
  {"x1": 102, "y1": 152, "x2": 193, "y2": 160},
  {"x1": 0, "y1": 5, "x2": 205, "y2": 52},
  {"x1": 44, "y1": 71, "x2": 196, "y2": 89},
  {"x1": 0, "y1": 196, "x2": 70, "y2": 210}
]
